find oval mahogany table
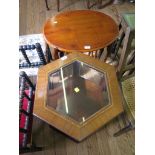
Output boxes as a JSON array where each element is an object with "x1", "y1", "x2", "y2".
[{"x1": 43, "y1": 10, "x2": 119, "y2": 59}]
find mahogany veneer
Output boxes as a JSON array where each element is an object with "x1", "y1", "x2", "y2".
[{"x1": 43, "y1": 10, "x2": 119, "y2": 58}]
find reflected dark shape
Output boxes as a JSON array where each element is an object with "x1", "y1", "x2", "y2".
[{"x1": 47, "y1": 61, "x2": 110, "y2": 123}]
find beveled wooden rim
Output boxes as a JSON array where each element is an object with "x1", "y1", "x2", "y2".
[
  {"x1": 34, "y1": 52, "x2": 123, "y2": 141},
  {"x1": 44, "y1": 62, "x2": 112, "y2": 126}
]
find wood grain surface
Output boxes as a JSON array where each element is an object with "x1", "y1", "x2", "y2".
[
  {"x1": 43, "y1": 10, "x2": 119, "y2": 52},
  {"x1": 20, "y1": 0, "x2": 135, "y2": 154},
  {"x1": 34, "y1": 52, "x2": 124, "y2": 141}
]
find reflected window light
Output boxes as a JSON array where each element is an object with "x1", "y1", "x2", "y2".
[
  {"x1": 50, "y1": 17, "x2": 58, "y2": 25},
  {"x1": 60, "y1": 68, "x2": 68, "y2": 113},
  {"x1": 61, "y1": 55, "x2": 67, "y2": 60},
  {"x1": 84, "y1": 45, "x2": 91, "y2": 49},
  {"x1": 82, "y1": 117, "x2": 85, "y2": 122}
]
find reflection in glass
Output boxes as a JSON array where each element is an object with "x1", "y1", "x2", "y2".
[{"x1": 47, "y1": 61, "x2": 110, "y2": 123}]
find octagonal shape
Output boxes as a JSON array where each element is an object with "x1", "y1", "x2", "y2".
[{"x1": 34, "y1": 52, "x2": 123, "y2": 141}]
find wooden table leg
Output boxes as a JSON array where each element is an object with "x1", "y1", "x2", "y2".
[
  {"x1": 97, "y1": 0, "x2": 102, "y2": 9},
  {"x1": 45, "y1": 43, "x2": 53, "y2": 62},
  {"x1": 53, "y1": 48, "x2": 60, "y2": 60},
  {"x1": 45, "y1": 0, "x2": 50, "y2": 10},
  {"x1": 86, "y1": 0, "x2": 90, "y2": 9},
  {"x1": 57, "y1": 0, "x2": 60, "y2": 12}
]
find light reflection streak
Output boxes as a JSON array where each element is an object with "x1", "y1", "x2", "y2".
[
  {"x1": 60, "y1": 68, "x2": 69, "y2": 113},
  {"x1": 82, "y1": 117, "x2": 85, "y2": 122}
]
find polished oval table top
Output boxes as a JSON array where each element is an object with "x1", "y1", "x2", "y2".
[{"x1": 43, "y1": 10, "x2": 119, "y2": 52}]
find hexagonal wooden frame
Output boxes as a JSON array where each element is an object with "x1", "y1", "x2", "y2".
[{"x1": 34, "y1": 52, "x2": 123, "y2": 141}]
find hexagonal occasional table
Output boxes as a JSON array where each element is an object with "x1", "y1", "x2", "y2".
[{"x1": 34, "y1": 52, "x2": 123, "y2": 141}]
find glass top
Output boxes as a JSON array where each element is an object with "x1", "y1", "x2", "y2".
[
  {"x1": 122, "y1": 13, "x2": 135, "y2": 30},
  {"x1": 46, "y1": 61, "x2": 110, "y2": 123}
]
